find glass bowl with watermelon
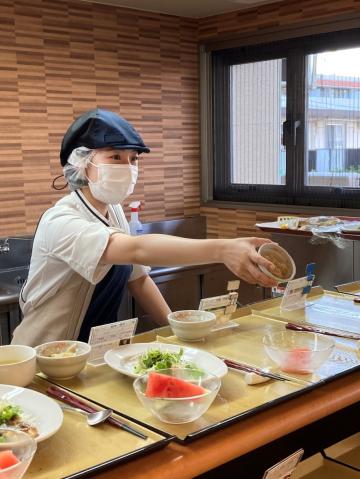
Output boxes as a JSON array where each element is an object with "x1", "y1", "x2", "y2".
[
  {"x1": 133, "y1": 368, "x2": 221, "y2": 424},
  {"x1": 263, "y1": 330, "x2": 334, "y2": 375},
  {"x1": 0, "y1": 428, "x2": 37, "y2": 479}
]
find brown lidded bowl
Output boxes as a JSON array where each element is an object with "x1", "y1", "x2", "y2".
[{"x1": 258, "y1": 243, "x2": 296, "y2": 283}]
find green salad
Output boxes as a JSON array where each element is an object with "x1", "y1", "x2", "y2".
[
  {"x1": 0, "y1": 402, "x2": 21, "y2": 424},
  {"x1": 133, "y1": 348, "x2": 198, "y2": 374}
]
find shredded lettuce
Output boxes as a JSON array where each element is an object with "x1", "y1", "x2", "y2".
[{"x1": 133, "y1": 348, "x2": 197, "y2": 374}]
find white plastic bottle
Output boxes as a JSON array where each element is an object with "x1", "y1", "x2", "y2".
[{"x1": 129, "y1": 201, "x2": 144, "y2": 235}]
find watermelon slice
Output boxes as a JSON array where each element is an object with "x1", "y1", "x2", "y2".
[
  {"x1": 0, "y1": 450, "x2": 20, "y2": 469},
  {"x1": 145, "y1": 372, "x2": 207, "y2": 398},
  {"x1": 281, "y1": 347, "x2": 312, "y2": 374}
]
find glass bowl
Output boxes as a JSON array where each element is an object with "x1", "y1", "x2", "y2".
[
  {"x1": 263, "y1": 330, "x2": 334, "y2": 374},
  {"x1": 258, "y1": 243, "x2": 296, "y2": 283},
  {"x1": 133, "y1": 368, "x2": 221, "y2": 424},
  {"x1": 167, "y1": 310, "x2": 216, "y2": 341},
  {"x1": 0, "y1": 428, "x2": 37, "y2": 479}
]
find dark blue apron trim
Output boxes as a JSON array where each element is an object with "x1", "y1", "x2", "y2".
[
  {"x1": 77, "y1": 264, "x2": 133, "y2": 342},
  {"x1": 75, "y1": 190, "x2": 109, "y2": 226}
]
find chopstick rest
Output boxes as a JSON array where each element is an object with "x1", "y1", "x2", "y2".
[
  {"x1": 228, "y1": 365, "x2": 272, "y2": 384},
  {"x1": 244, "y1": 372, "x2": 271, "y2": 385}
]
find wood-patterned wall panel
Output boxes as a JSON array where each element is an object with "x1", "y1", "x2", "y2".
[
  {"x1": 199, "y1": 0, "x2": 360, "y2": 40},
  {"x1": 1, "y1": 0, "x2": 360, "y2": 237},
  {"x1": 0, "y1": 0, "x2": 199, "y2": 236},
  {"x1": 200, "y1": 206, "x2": 306, "y2": 239}
]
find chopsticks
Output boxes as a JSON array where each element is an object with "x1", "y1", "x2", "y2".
[
  {"x1": 47, "y1": 385, "x2": 148, "y2": 440},
  {"x1": 286, "y1": 322, "x2": 360, "y2": 341},
  {"x1": 222, "y1": 358, "x2": 287, "y2": 381}
]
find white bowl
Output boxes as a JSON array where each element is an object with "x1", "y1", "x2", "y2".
[
  {"x1": 168, "y1": 310, "x2": 216, "y2": 341},
  {"x1": 258, "y1": 243, "x2": 296, "y2": 283},
  {"x1": 35, "y1": 341, "x2": 91, "y2": 380},
  {"x1": 0, "y1": 345, "x2": 36, "y2": 387}
]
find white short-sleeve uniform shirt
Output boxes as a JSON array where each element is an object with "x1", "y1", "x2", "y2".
[{"x1": 12, "y1": 190, "x2": 149, "y2": 346}]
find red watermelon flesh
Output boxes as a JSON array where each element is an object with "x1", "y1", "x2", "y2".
[
  {"x1": 281, "y1": 347, "x2": 313, "y2": 373},
  {"x1": 145, "y1": 372, "x2": 207, "y2": 398},
  {"x1": 0, "y1": 450, "x2": 20, "y2": 469}
]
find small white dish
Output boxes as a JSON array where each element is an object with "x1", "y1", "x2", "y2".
[{"x1": 168, "y1": 310, "x2": 216, "y2": 341}]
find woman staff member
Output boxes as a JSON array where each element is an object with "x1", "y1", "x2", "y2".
[{"x1": 12, "y1": 109, "x2": 276, "y2": 347}]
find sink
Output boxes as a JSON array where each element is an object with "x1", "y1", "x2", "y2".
[
  {"x1": 0, "y1": 268, "x2": 28, "y2": 305},
  {"x1": 0, "y1": 284, "x2": 20, "y2": 296}
]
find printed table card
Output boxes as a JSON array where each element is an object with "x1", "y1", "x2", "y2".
[
  {"x1": 87, "y1": 318, "x2": 138, "y2": 365},
  {"x1": 199, "y1": 292, "x2": 239, "y2": 329},
  {"x1": 262, "y1": 449, "x2": 304, "y2": 479},
  {"x1": 280, "y1": 276, "x2": 315, "y2": 311}
]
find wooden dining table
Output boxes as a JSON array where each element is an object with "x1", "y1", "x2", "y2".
[
  {"x1": 93, "y1": 369, "x2": 360, "y2": 479},
  {"x1": 74, "y1": 309, "x2": 360, "y2": 479}
]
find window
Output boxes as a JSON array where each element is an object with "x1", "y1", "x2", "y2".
[
  {"x1": 209, "y1": 29, "x2": 360, "y2": 208},
  {"x1": 230, "y1": 59, "x2": 286, "y2": 186}
]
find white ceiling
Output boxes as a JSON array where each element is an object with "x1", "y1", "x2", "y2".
[{"x1": 80, "y1": 0, "x2": 281, "y2": 19}]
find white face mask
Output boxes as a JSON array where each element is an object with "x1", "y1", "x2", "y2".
[{"x1": 88, "y1": 163, "x2": 138, "y2": 204}]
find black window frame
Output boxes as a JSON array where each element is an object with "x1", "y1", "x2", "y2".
[{"x1": 211, "y1": 28, "x2": 360, "y2": 209}]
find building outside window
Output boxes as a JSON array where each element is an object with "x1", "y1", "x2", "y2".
[{"x1": 206, "y1": 28, "x2": 360, "y2": 208}]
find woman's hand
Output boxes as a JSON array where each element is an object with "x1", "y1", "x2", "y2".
[{"x1": 220, "y1": 237, "x2": 278, "y2": 287}]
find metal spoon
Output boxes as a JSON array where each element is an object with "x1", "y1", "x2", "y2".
[{"x1": 60, "y1": 404, "x2": 113, "y2": 426}]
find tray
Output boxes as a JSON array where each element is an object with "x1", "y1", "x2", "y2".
[
  {"x1": 256, "y1": 216, "x2": 360, "y2": 239},
  {"x1": 24, "y1": 378, "x2": 170, "y2": 479},
  {"x1": 251, "y1": 287, "x2": 360, "y2": 336},
  {"x1": 335, "y1": 281, "x2": 360, "y2": 297},
  {"x1": 40, "y1": 366, "x2": 306, "y2": 444},
  {"x1": 39, "y1": 309, "x2": 336, "y2": 443},
  {"x1": 321, "y1": 432, "x2": 360, "y2": 471},
  {"x1": 156, "y1": 307, "x2": 360, "y2": 386},
  {"x1": 256, "y1": 221, "x2": 312, "y2": 236}
]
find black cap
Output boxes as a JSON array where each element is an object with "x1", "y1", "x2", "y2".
[{"x1": 60, "y1": 109, "x2": 150, "y2": 166}]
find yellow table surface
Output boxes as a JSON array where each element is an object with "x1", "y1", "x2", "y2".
[
  {"x1": 251, "y1": 287, "x2": 360, "y2": 335},
  {"x1": 23, "y1": 295, "x2": 360, "y2": 478},
  {"x1": 45, "y1": 360, "x2": 305, "y2": 442},
  {"x1": 43, "y1": 308, "x2": 359, "y2": 443},
  {"x1": 24, "y1": 378, "x2": 167, "y2": 479},
  {"x1": 157, "y1": 308, "x2": 360, "y2": 384}
]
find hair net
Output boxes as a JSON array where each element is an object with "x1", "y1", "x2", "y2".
[{"x1": 62, "y1": 147, "x2": 95, "y2": 191}]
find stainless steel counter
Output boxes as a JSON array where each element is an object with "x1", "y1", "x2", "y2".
[{"x1": 271, "y1": 233, "x2": 355, "y2": 288}]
